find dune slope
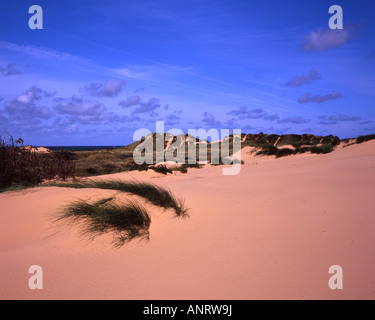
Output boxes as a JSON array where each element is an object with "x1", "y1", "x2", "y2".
[{"x1": 1, "y1": 141, "x2": 375, "y2": 299}]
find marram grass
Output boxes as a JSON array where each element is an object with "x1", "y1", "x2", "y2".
[
  {"x1": 46, "y1": 179, "x2": 189, "y2": 218},
  {"x1": 49, "y1": 180, "x2": 189, "y2": 247},
  {"x1": 56, "y1": 197, "x2": 151, "y2": 248}
]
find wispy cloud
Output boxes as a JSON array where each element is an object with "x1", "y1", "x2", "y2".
[
  {"x1": 318, "y1": 114, "x2": 362, "y2": 125},
  {"x1": 277, "y1": 116, "x2": 310, "y2": 124},
  {"x1": 358, "y1": 120, "x2": 373, "y2": 125},
  {"x1": 145, "y1": 58, "x2": 230, "y2": 85},
  {"x1": 0, "y1": 63, "x2": 22, "y2": 76},
  {"x1": 298, "y1": 90, "x2": 342, "y2": 104},
  {"x1": 0, "y1": 41, "x2": 79, "y2": 62},
  {"x1": 286, "y1": 68, "x2": 321, "y2": 87},
  {"x1": 227, "y1": 106, "x2": 279, "y2": 121},
  {"x1": 114, "y1": 65, "x2": 172, "y2": 82},
  {"x1": 329, "y1": 114, "x2": 361, "y2": 121},
  {"x1": 321, "y1": 114, "x2": 361, "y2": 122}
]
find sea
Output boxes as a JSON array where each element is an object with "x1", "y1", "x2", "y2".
[{"x1": 39, "y1": 146, "x2": 124, "y2": 152}]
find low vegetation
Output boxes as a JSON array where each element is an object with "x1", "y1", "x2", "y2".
[
  {"x1": 300, "y1": 144, "x2": 333, "y2": 154},
  {"x1": 2, "y1": 131, "x2": 374, "y2": 190},
  {"x1": 0, "y1": 132, "x2": 75, "y2": 191},
  {"x1": 57, "y1": 197, "x2": 151, "y2": 248},
  {"x1": 356, "y1": 134, "x2": 375, "y2": 144},
  {"x1": 47, "y1": 180, "x2": 189, "y2": 218},
  {"x1": 139, "y1": 164, "x2": 173, "y2": 175},
  {"x1": 52, "y1": 180, "x2": 188, "y2": 247},
  {"x1": 255, "y1": 144, "x2": 334, "y2": 158}
]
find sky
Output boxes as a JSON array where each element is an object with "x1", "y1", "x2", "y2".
[{"x1": 0, "y1": 0, "x2": 374, "y2": 146}]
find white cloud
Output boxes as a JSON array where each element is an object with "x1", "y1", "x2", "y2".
[{"x1": 303, "y1": 29, "x2": 350, "y2": 51}]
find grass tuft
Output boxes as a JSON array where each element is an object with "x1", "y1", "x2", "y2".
[
  {"x1": 57, "y1": 197, "x2": 151, "y2": 248},
  {"x1": 47, "y1": 180, "x2": 189, "y2": 218}
]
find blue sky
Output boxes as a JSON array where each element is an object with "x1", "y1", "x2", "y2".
[{"x1": 0, "y1": 0, "x2": 374, "y2": 145}]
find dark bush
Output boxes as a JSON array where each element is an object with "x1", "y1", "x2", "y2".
[
  {"x1": 295, "y1": 146, "x2": 311, "y2": 154},
  {"x1": 86, "y1": 167, "x2": 99, "y2": 175},
  {"x1": 179, "y1": 165, "x2": 188, "y2": 173},
  {"x1": 172, "y1": 165, "x2": 188, "y2": 173},
  {"x1": 136, "y1": 165, "x2": 149, "y2": 171},
  {"x1": 276, "y1": 148, "x2": 296, "y2": 158},
  {"x1": 357, "y1": 134, "x2": 375, "y2": 144},
  {"x1": 256, "y1": 145, "x2": 278, "y2": 156},
  {"x1": 309, "y1": 144, "x2": 333, "y2": 154},
  {"x1": 321, "y1": 135, "x2": 340, "y2": 146},
  {"x1": 149, "y1": 164, "x2": 172, "y2": 175}
]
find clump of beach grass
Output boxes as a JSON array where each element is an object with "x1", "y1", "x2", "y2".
[
  {"x1": 56, "y1": 197, "x2": 151, "y2": 248},
  {"x1": 46, "y1": 180, "x2": 189, "y2": 218}
]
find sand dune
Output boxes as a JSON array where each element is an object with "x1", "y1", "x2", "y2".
[
  {"x1": 1, "y1": 141, "x2": 375, "y2": 299},
  {"x1": 22, "y1": 146, "x2": 51, "y2": 153}
]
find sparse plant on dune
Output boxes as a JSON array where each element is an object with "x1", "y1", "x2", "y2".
[
  {"x1": 56, "y1": 197, "x2": 151, "y2": 248},
  {"x1": 51, "y1": 179, "x2": 189, "y2": 247},
  {"x1": 46, "y1": 180, "x2": 189, "y2": 218},
  {"x1": 149, "y1": 164, "x2": 172, "y2": 175}
]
